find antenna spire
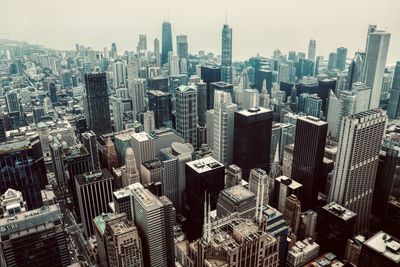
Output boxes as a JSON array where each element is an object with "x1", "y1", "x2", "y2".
[{"x1": 225, "y1": 11, "x2": 227, "y2": 24}]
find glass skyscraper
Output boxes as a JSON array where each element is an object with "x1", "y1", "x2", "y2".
[
  {"x1": 161, "y1": 21, "x2": 173, "y2": 66},
  {"x1": 221, "y1": 23, "x2": 232, "y2": 83}
]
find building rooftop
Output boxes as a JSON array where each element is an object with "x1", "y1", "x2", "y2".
[
  {"x1": 0, "y1": 204, "x2": 61, "y2": 237},
  {"x1": 323, "y1": 202, "x2": 356, "y2": 221},
  {"x1": 0, "y1": 140, "x2": 31, "y2": 154},
  {"x1": 275, "y1": 176, "x2": 302, "y2": 190},
  {"x1": 220, "y1": 185, "x2": 255, "y2": 203},
  {"x1": 186, "y1": 156, "x2": 223, "y2": 174},
  {"x1": 236, "y1": 107, "x2": 272, "y2": 117},
  {"x1": 289, "y1": 238, "x2": 320, "y2": 257},
  {"x1": 75, "y1": 169, "x2": 113, "y2": 185},
  {"x1": 147, "y1": 90, "x2": 170, "y2": 97},
  {"x1": 363, "y1": 231, "x2": 400, "y2": 263},
  {"x1": 93, "y1": 212, "x2": 114, "y2": 234},
  {"x1": 131, "y1": 131, "x2": 152, "y2": 142},
  {"x1": 300, "y1": 115, "x2": 328, "y2": 126}
]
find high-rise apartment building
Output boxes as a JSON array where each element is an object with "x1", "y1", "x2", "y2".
[{"x1": 329, "y1": 109, "x2": 386, "y2": 234}]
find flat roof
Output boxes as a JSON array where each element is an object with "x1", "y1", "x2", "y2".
[
  {"x1": 236, "y1": 107, "x2": 272, "y2": 117},
  {"x1": 364, "y1": 231, "x2": 400, "y2": 263},
  {"x1": 186, "y1": 156, "x2": 223, "y2": 174},
  {"x1": 221, "y1": 185, "x2": 255, "y2": 203},
  {"x1": 323, "y1": 202, "x2": 356, "y2": 221}
]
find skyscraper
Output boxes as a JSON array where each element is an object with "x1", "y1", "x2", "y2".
[
  {"x1": 83, "y1": 72, "x2": 112, "y2": 136},
  {"x1": 127, "y1": 78, "x2": 146, "y2": 116},
  {"x1": 347, "y1": 52, "x2": 364, "y2": 90},
  {"x1": 175, "y1": 85, "x2": 197, "y2": 148},
  {"x1": 131, "y1": 132, "x2": 155, "y2": 177},
  {"x1": 328, "y1": 52, "x2": 337, "y2": 70},
  {"x1": 112, "y1": 60, "x2": 126, "y2": 88},
  {"x1": 153, "y1": 38, "x2": 160, "y2": 66},
  {"x1": 5, "y1": 90, "x2": 20, "y2": 114},
  {"x1": 147, "y1": 90, "x2": 172, "y2": 128},
  {"x1": 130, "y1": 183, "x2": 175, "y2": 267},
  {"x1": 0, "y1": 204, "x2": 70, "y2": 267},
  {"x1": 200, "y1": 66, "x2": 221, "y2": 109},
  {"x1": 329, "y1": 109, "x2": 386, "y2": 235},
  {"x1": 308, "y1": 39, "x2": 316, "y2": 62},
  {"x1": 111, "y1": 96, "x2": 123, "y2": 132},
  {"x1": 387, "y1": 61, "x2": 400, "y2": 119},
  {"x1": 291, "y1": 116, "x2": 327, "y2": 210},
  {"x1": 362, "y1": 30, "x2": 391, "y2": 109},
  {"x1": 336, "y1": 47, "x2": 348, "y2": 71},
  {"x1": 138, "y1": 34, "x2": 147, "y2": 51},
  {"x1": 75, "y1": 169, "x2": 114, "y2": 237},
  {"x1": 121, "y1": 147, "x2": 140, "y2": 187},
  {"x1": 233, "y1": 107, "x2": 273, "y2": 178},
  {"x1": 212, "y1": 91, "x2": 237, "y2": 166},
  {"x1": 161, "y1": 21, "x2": 173, "y2": 66},
  {"x1": 0, "y1": 137, "x2": 45, "y2": 210},
  {"x1": 81, "y1": 130, "x2": 100, "y2": 171},
  {"x1": 176, "y1": 34, "x2": 188, "y2": 61},
  {"x1": 221, "y1": 23, "x2": 233, "y2": 83},
  {"x1": 185, "y1": 157, "x2": 225, "y2": 239}
]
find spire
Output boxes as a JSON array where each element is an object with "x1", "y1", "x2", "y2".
[
  {"x1": 273, "y1": 142, "x2": 280, "y2": 163},
  {"x1": 225, "y1": 11, "x2": 228, "y2": 25}
]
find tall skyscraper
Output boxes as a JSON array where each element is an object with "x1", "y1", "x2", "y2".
[
  {"x1": 249, "y1": 168, "x2": 269, "y2": 206},
  {"x1": 200, "y1": 66, "x2": 221, "y2": 109},
  {"x1": 153, "y1": 38, "x2": 160, "y2": 66},
  {"x1": 221, "y1": 23, "x2": 233, "y2": 83},
  {"x1": 387, "y1": 61, "x2": 400, "y2": 119},
  {"x1": 233, "y1": 107, "x2": 273, "y2": 178},
  {"x1": 307, "y1": 39, "x2": 316, "y2": 62},
  {"x1": 5, "y1": 90, "x2": 20, "y2": 114},
  {"x1": 175, "y1": 85, "x2": 197, "y2": 148},
  {"x1": 0, "y1": 137, "x2": 45, "y2": 210},
  {"x1": 284, "y1": 194, "x2": 301, "y2": 240},
  {"x1": 111, "y1": 96, "x2": 123, "y2": 132},
  {"x1": 83, "y1": 72, "x2": 112, "y2": 136},
  {"x1": 362, "y1": 30, "x2": 391, "y2": 109},
  {"x1": 196, "y1": 81, "x2": 207, "y2": 126},
  {"x1": 291, "y1": 116, "x2": 327, "y2": 210},
  {"x1": 336, "y1": 47, "x2": 348, "y2": 71},
  {"x1": 329, "y1": 109, "x2": 386, "y2": 235},
  {"x1": 75, "y1": 169, "x2": 114, "y2": 237},
  {"x1": 328, "y1": 52, "x2": 337, "y2": 70},
  {"x1": 161, "y1": 21, "x2": 173, "y2": 66},
  {"x1": 130, "y1": 183, "x2": 175, "y2": 267},
  {"x1": 127, "y1": 78, "x2": 146, "y2": 116},
  {"x1": 212, "y1": 91, "x2": 237, "y2": 166},
  {"x1": 347, "y1": 52, "x2": 364, "y2": 90},
  {"x1": 138, "y1": 33, "x2": 147, "y2": 51},
  {"x1": 147, "y1": 90, "x2": 172, "y2": 128},
  {"x1": 0, "y1": 204, "x2": 70, "y2": 267},
  {"x1": 176, "y1": 34, "x2": 188, "y2": 61},
  {"x1": 94, "y1": 213, "x2": 144, "y2": 267},
  {"x1": 131, "y1": 132, "x2": 155, "y2": 177},
  {"x1": 317, "y1": 202, "x2": 357, "y2": 259},
  {"x1": 112, "y1": 60, "x2": 126, "y2": 88},
  {"x1": 121, "y1": 147, "x2": 140, "y2": 187},
  {"x1": 82, "y1": 130, "x2": 100, "y2": 171},
  {"x1": 185, "y1": 157, "x2": 225, "y2": 239}
]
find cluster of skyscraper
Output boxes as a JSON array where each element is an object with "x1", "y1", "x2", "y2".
[{"x1": 0, "y1": 20, "x2": 399, "y2": 267}]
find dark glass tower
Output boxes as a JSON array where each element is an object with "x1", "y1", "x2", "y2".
[
  {"x1": 200, "y1": 66, "x2": 221, "y2": 109},
  {"x1": 0, "y1": 136, "x2": 46, "y2": 210},
  {"x1": 336, "y1": 47, "x2": 348, "y2": 71},
  {"x1": 185, "y1": 157, "x2": 225, "y2": 240},
  {"x1": 221, "y1": 24, "x2": 232, "y2": 83},
  {"x1": 161, "y1": 21, "x2": 173, "y2": 66},
  {"x1": 233, "y1": 107, "x2": 273, "y2": 179},
  {"x1": 291, "y1": 116, "x2": 327, "y2": 211},
  {"x1": 83, "y1": 72, "x2": 112, "y2": 136},
  {"x1": 147, "y1": 90, "x2": 172, "y2": 128},
  {"x1": 387, "y1": 61, "x2": 400, "y2": 119}
]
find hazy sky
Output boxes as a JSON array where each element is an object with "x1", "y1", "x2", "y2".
[{"x1": 1, "y1": 0, "x2": 400, "y2": 64}]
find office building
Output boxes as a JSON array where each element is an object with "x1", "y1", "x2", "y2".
[
  {"x1": 262, "y1": 205, "x2": 290, "y2": 267},
  {"x1": 121, "y1": 147, "x2": 140, "y2": 187},
  {"x1": 274, "y1": 176, "x2": 303, "y2": 213},
  {"x1": 328, "y1": 52, "x2": 337, "y2": 70},
  {"x1": 347, "y1": 52, "x2": 364, "y2": 90},
  {"x1": 216, "y1": 185, "x2": 256, "y2": 218},
  {"x1": 286, "y1": 238, "x2": 320, "y2": 267},
  {"x1": 308, "y1": 39, "x2": 316, "y2": 62},
  {"x1": 0, "y1": 204, "x2": 70, "y2": 267},
  {"x1": 317, "y1": 202, "x2": 357, "y2": 259},
  {"x1": 329, "y1": 109, "x2": 386, "y2": 235},
  {"x1": 233, "y1": 107, "x2": 273, "y2": 179},
  {"x1": 225, "y1": 164, "x2": 242, "y2": 188},
  {"x1": 200, "y1": 66, "x2": 221, "y2": 109},
  {"x1": 94, "y1": 213, "x2": 143, "y2": 267},
  {"x1": 185, "y1": 157, "x2": 225, "y2": 239},
  {"x1": 130, "y1": 183, "x2": 175, "y2": 267},
  {"x1": 298, "y1": 93, "x2": 322, "y2": 118},
  {"x1": 336, "y1": 47, "x2": 347, "y2": 71},
  {"x1": 387, "y1": 61, "x2": 400, "y2": 119},
  {"x1": 176, "y1": 34, "x2": 188, "y2": 61},
  {"x1": 75, "y1": 169, "x2": 114, "y2": 237},
  {"x1": 284, "y1": 195, "x2": 301, "y2": 239},
  {"x1": 0, "y1": 137, "x2": 45, "y2": 210},
  {"x1": 83, "y1": 72, "x2": 112, "y2": 136},
  {"x1": 210, "y1": 81, "x2": 233, "y2": 109},
  {"x1": 112, "y1": 60, "x2": 126, "y2": 88},
  {"x1": 291, "y1": 116, "x2": 327, "y2": 210},
  {"x1": 141, "y1": 159, "x2": 162, "y2": 185},
  {"x1": 161, "y1": 21, "x2": 173, "y2": 65},
  {"x1": 221, "y1": 23, "x2": 233, "y2": 83},
  {"x1": 82, "y1": 130, "x2": 100, "y2": 171},
  {"x1": 5, "y1": 90, "x2": 20, "y2": 114},
  {"x1": 249, "y1": 168, "x2": 269, "y2": 206},
  {"x1": 147, "y1": 90, "x2": 172, "y2": 128},
  {"x1": 196, "y1": 81, "x2": 207, "y2": 126},
  {"x1": 212, "y1": 91, "x2": 237, "y2": 166},
  {"x1": 362, "y1": 30, "x2": 391, "y2": 109},
  {"x1": 358, "y1": 231, "x2": 400, "y2": 267},
  {"x1": 175, "y1": 85, "x2": 197, "y2": 148},
  {"x1": 187, "y1": 213, "x2": 279, "y2": 267},
  {"x1": 131, "y1": 132, "x2": 155, "y2": 177},
  {"x1": 127, "y1": 78, "x2": 146, "y2": 116}
]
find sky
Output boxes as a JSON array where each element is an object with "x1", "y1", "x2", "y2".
[{"x1": 1, "y1": 0, "x2": 400, "y2": 64}]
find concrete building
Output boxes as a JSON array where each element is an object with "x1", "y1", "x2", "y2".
[
  {"x1": 216, "y1": 185, "x2": 256, "y2": 218},
  {"x1": 286, "y1": 238, "x2": 320, "y2": 267}
]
